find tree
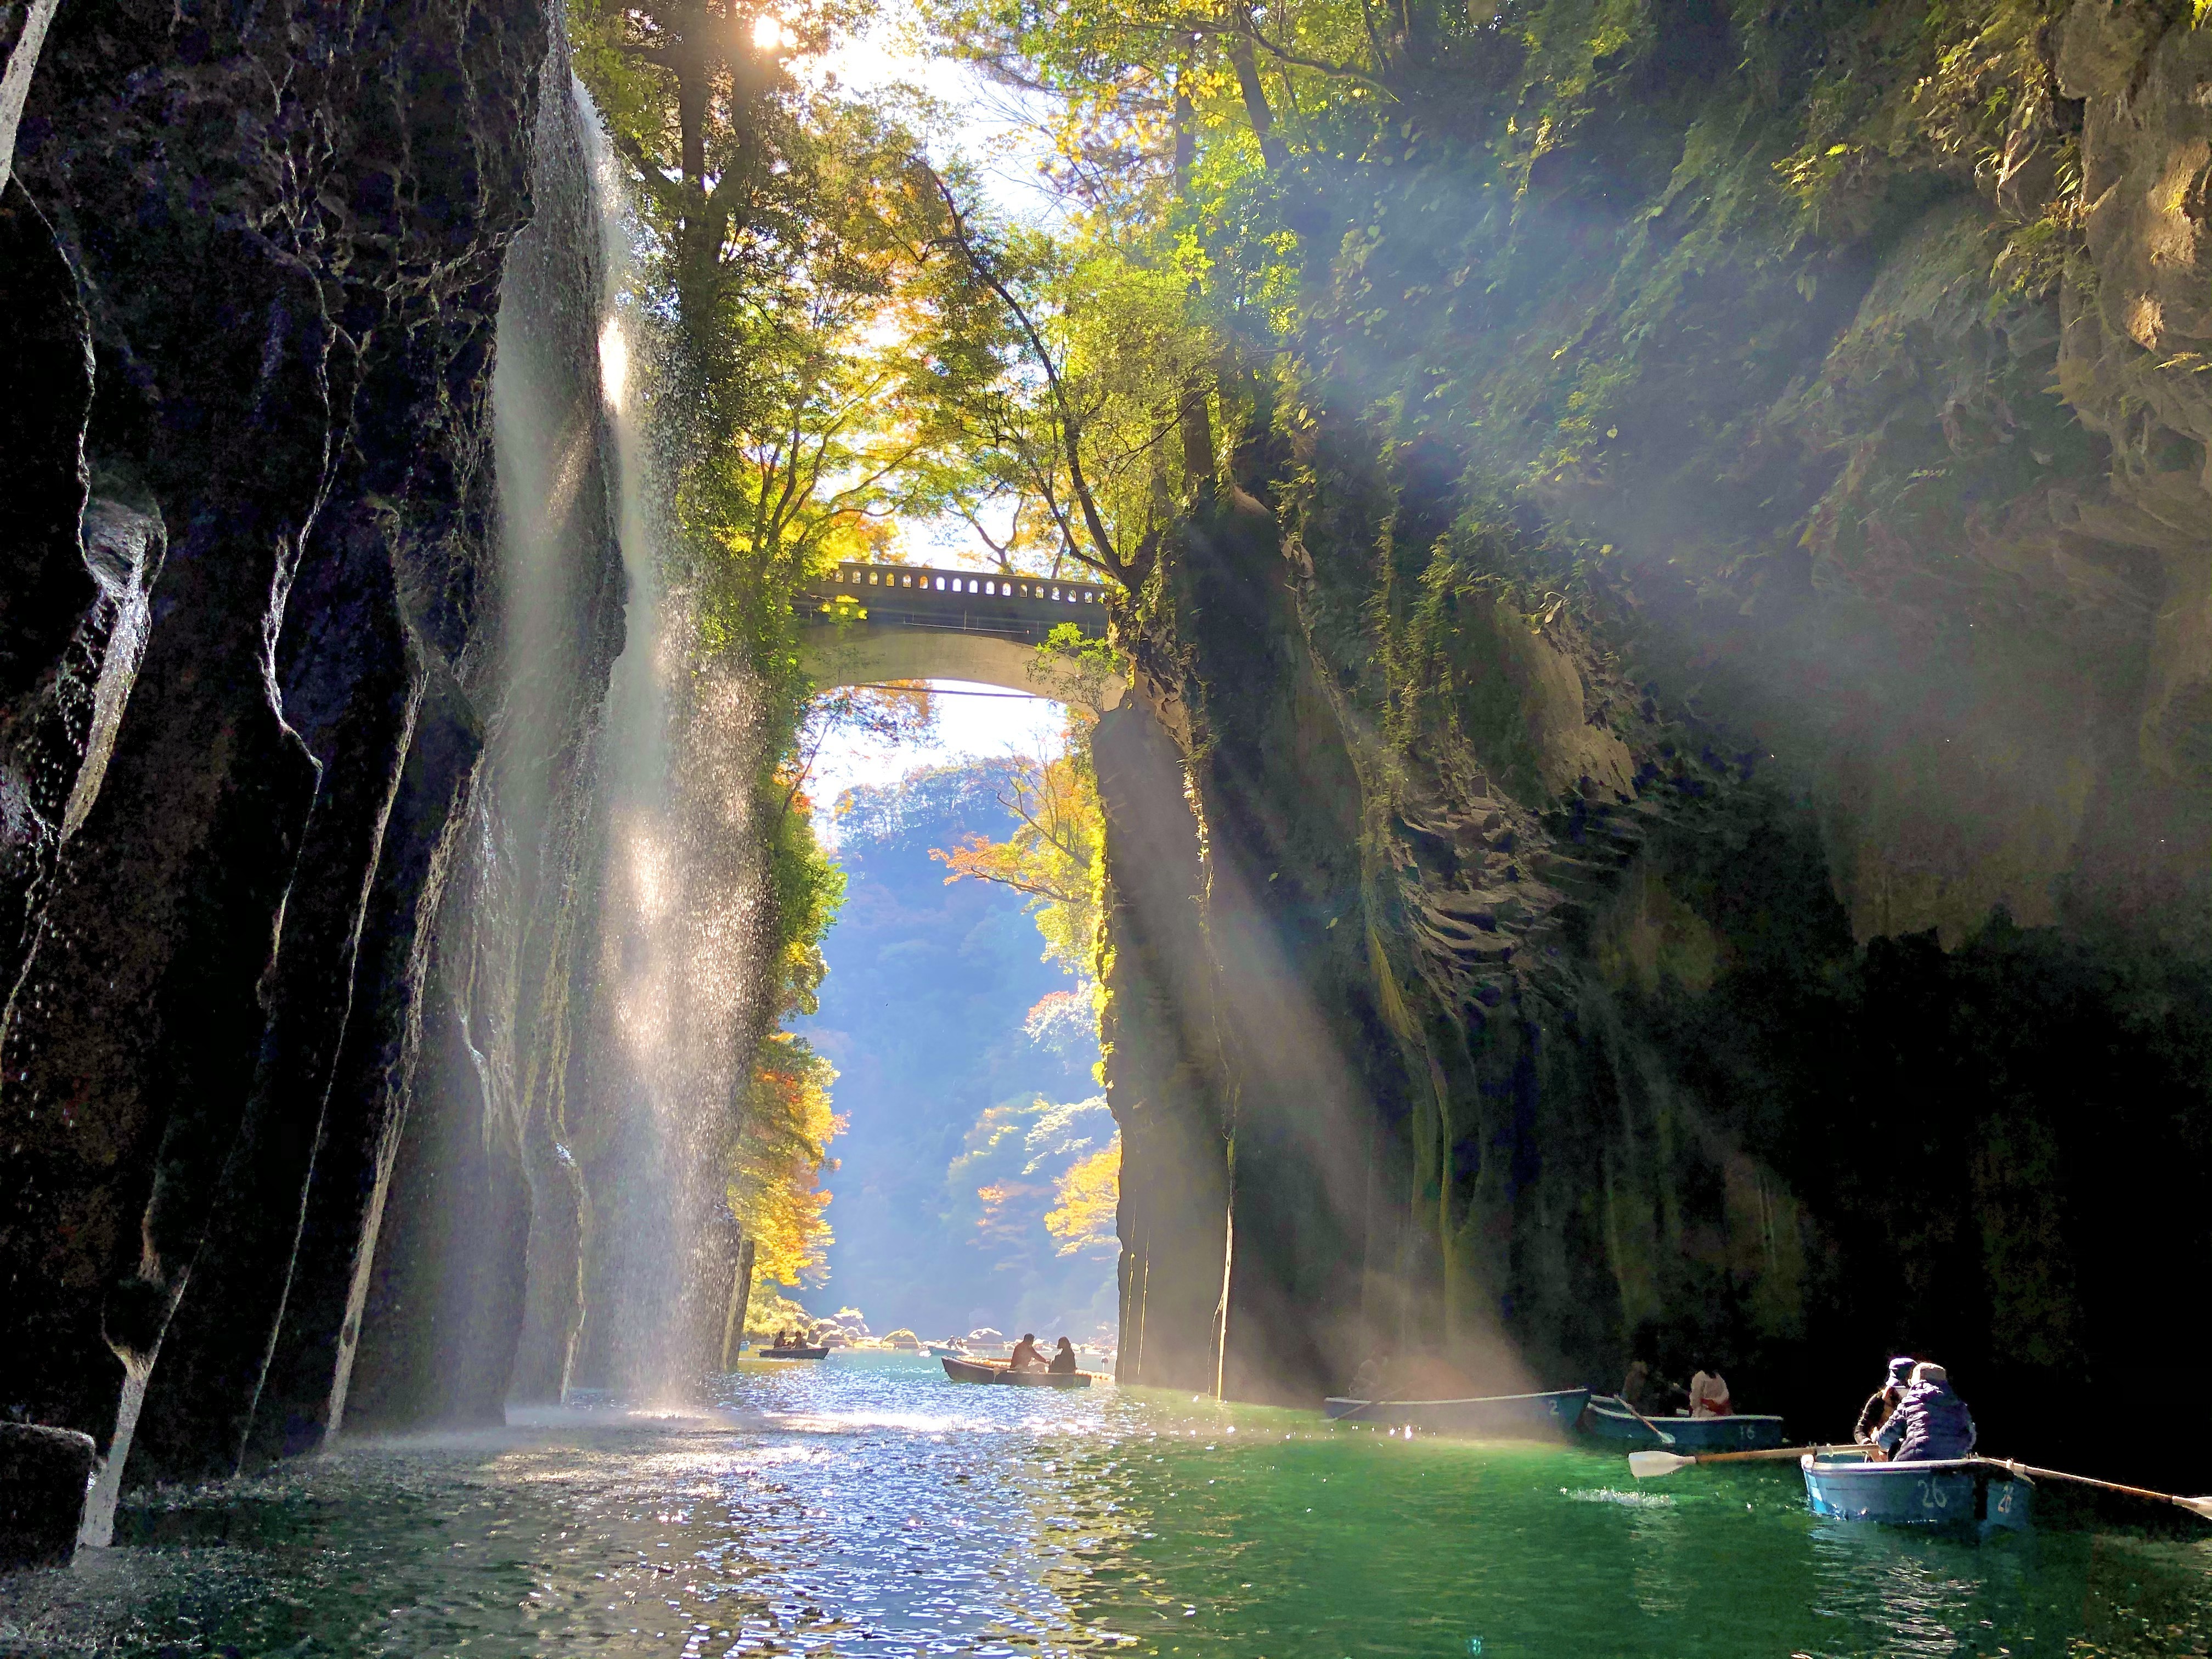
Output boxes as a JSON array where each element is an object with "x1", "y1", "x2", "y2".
[
  {"x1": 932, "y1": 725, "x2": 1104, "y2": 983},
  {"x1": 1046, "y1": 1137, "x2": 1121, "y2": 1256},
  {"x1": 731, "y1": 1032, "x2": 843, "y2": 1288}
]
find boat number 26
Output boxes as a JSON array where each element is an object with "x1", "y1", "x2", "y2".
[{"x1": 1914, "y1": 1479, "x2": 1950, "y2": 1511}]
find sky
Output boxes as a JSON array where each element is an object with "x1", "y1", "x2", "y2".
[{"x1": 809, "y1": 680, "x2": 1066, "y2": 825}]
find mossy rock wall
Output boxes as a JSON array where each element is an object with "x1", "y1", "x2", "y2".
[{"x1": 1102, "y1": 0, "x2": 2212, "y2": 1487}]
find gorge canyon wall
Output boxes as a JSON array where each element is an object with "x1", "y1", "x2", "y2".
[
  {"x1": 3, "y1": 0, "x2": 2211, "y2": 1567},
  {"x1": 1104, "y1": 0, "x2": 2212, "y2": 1489},
  {"x1": 0, "y1": 0, "x2": 653, "y2": 1552}
]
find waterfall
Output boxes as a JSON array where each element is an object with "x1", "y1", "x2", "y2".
[
  {"x1": 566, "y1": 86, "x2": 778, "y2": 1401},
  {"x1": 349, "y1": 67, "x2": 784, "y2": 1419},
  {"x1": 342, "y1": 52, "x2": 626, "y2": 1426}
]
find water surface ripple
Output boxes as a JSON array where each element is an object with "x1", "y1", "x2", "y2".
[{"x1": 4, "y1": 1354, "x2": 2208, "y2": 1657}]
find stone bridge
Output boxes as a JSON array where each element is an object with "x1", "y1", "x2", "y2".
[{"x1": 797, "y1": 561, "x2": 1121, "y2": 703}]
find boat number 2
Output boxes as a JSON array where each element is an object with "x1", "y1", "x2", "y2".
[{"x1": 1915, "y1": 1480, "x2": 1949, "y2": 1511}]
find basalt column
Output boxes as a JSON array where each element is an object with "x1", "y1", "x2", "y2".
[
  {"x1": 0, "y1": 0, "x2": 554, "y2": 1538},
  {"x1": 1093, "y1": 696, "x2": 1224, "y2": 1391},
  {"x1": 1134, "y1": 506, "x2": 1417, "y2": 1406}
]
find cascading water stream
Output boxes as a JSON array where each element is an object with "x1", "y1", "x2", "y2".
[
  {"x1": 566, "y1": 83, "x2": 779, "y2": 1402},
  {"x1": 360, "y1": 43, "x2": 633, "y2": 1422},
  {"x1": 341, "y1": 55, "x2": 764, "y2": 1425}
]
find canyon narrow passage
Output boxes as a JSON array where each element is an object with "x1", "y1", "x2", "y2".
[{"x1": 4, "y1": 0, "x2": 2212, "y2": 1649}]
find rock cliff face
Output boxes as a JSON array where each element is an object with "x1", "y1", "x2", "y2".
[
  {"x1": 0, "y1": 0, "x2": 624, "y2": 1537},
  {"x1": 1107, "y1": 0, "x2": 2212, "y2": 1487}
]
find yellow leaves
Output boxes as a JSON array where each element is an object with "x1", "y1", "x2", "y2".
[
  {"x1": 931, "y1": 715, "x2": 1104, "y2": 983},
  {"x1": 732, "y1": 1032, "x2": 842, "y2": 1287},
  {"x1": 1045, "y1": 1136, "x2": 1121, "y2": 1256}
]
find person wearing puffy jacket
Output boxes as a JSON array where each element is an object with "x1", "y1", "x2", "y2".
[
  {"x1": 1854, "y1": 1355, "x2": 1917, "y2": 1446},
  {"x1": 1874, "y1": 1362, "x2": 1978, "y2": 1462}
]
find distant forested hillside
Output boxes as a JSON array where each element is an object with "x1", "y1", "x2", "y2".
[{"x1": 796, "y1": 761, "x2": 1115, "y2": 1344}]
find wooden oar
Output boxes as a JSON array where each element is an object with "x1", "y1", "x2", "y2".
[
  {"x1": 1629, "y1": 1444, "x2": 1838, "y2": 1478},
  {"x1": 1976, "y1": 1459, "x2": 2212, "y2": 1522},
  {"x1": 1602, "y1": 1395, "x2": 1677, "y2": 1447}
]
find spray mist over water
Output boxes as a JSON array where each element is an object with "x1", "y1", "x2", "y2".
[{"x1": 574, "y1": 85, "x2": 781, "y2": 1404}]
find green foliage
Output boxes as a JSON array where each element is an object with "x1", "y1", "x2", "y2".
[
  {"x1": 1384, "y1": 527, "x2": 1558, "y2": 804},
  {"x1": 768, "y1": 791, "x2": 847, "y2": 1022}
]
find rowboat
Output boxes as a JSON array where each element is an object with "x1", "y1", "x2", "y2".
[
  {"x1": 754, "y1": 1345, "x2": 830, "y2": 1360},
  {"x1": 1801, "y1": 1448, "x2": 2033, "y2": 1536},
  {"x1": 940, "y1": 1356, "x2": 1094, "y2": 1389},
  {"x1": 1323, "y1": 1387, "x2": 1591, "y2": 1437},
  {"x1": 1580, "y1": 1398, "x2": 1787, "y2": 1451},
  {"x1": 927, "y1": 1343, "x2": 967, "y2": 1358}
]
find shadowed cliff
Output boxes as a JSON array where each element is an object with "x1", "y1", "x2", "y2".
[{"x1": 1099, "y1": 0, "x2": 2212, "y2": 1488}]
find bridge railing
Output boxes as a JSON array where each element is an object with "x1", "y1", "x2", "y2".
[
  {"x1": 800, "y1": 562, "x2": 1110, "y2": 642},
  {"x1": 821, "y1": 562, "x2": 1109, "y2": 610}
]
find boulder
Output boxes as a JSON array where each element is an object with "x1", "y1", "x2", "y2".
[{"x1": 0, "y1": 1422, "x2": 95, "y2": 1568}]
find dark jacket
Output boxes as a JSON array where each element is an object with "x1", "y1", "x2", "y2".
[{"x1": 1875, "y1": 1379, "x2": 1977, "y2": 1462}]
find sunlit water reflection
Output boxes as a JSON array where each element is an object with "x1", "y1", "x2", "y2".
[{"x1": 5, "y1": 1353, "x2": 2209, "y2": 1656}]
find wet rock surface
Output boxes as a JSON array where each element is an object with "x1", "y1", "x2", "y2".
[{"x1": 0, "y1": 0, "x2": 630, "y2": 1526}]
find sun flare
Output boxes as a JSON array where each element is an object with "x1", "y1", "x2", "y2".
[{"x1": 597, "y1": 317, "x2": 629, "y2": 411}]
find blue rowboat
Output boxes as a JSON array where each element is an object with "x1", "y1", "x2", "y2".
[
  {"x1": 1802, "y1": 1449, "x2": 2033, "y2": 1536},
  {"x1": 1580, "y1": 1398, "x2": 1787, "y2": 1451},
  {"x1": 1323, "y1": 1387, "x2": 1592, "y2": 1437}
]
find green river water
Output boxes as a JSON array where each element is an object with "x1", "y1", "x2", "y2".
[{"x1": 4, "y1": 1353, "x2": 2208, "y2": 1657}]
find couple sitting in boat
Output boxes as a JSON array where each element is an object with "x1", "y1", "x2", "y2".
[
  {"x1": 1007, "y1": 1334, "x2": 1080, "y2": 1374},
  {"x1": 769, "y1": 1329, "x2": 812, "y2": 1351},
  {"x1": 1854, "y1": 1357, "x2": 1976, "y2": 1462},
  {"x1": 1619, "y1": 1355, "x2": 1734, "y2": 1418}
]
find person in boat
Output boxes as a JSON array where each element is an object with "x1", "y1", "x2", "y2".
[
  {"x1": 1048, "y1": 1338, "x2": 1079, "y2": 1375},
  {"x1": 1872, "y1": 1362, "x2": 1977, "y2": 1463},
  {"x1": 1349, "y1": 1353, "x2": 1392, "y2": 1401},
  {"x1": 1687, "y1": 1363, "x2": 1733, "y2": 1418},
  {"x1": 771, "y1": 1330, "x2": 792, "y2": 1351},
  {"x1": 1617, "y1": 1328, "x2": 1675, "y2": 1414},
  {"x1": 1008, "y1": 1333, "x2": 1047, "y2": 1372},
  {"x1": 1854, "y1": 1356, "x2": 1917, "y2": 1447}
]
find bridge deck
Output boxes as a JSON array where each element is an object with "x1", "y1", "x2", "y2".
[{"x1": 798, "y1": 561, "x2": 1109, "y2": 645}]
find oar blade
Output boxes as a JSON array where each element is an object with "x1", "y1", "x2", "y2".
[
  {"x1": 1628, "y1": 1450, "x2": 1692, "y2": 1479},
  {"x1": 2179, "y1": 1496, "x2": 2212, "y2": 1522}
]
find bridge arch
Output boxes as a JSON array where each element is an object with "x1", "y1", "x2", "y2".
[
  {"x1": 795, "y1": 558, "x2": 1229, "y2": 1393},
  {"x1": 797, "y1": 561, "x2": 1126, "y2": 706}
]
